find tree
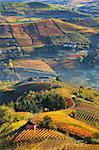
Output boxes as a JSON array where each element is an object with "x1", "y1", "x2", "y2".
[{"x1": 38, "y1": 115, "x2": 57, "y2": 130}]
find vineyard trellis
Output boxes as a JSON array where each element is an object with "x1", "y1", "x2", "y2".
[
  {"x1": 75, "y1": 110, "x2": 99, "y2": 126},
  {"x1": 10, "y1": 129, "x2": 66, "y2": 144}
]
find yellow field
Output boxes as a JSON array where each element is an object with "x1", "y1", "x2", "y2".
[{"x1": 13, "y1": 59, "x2": 54, "y2": 72}]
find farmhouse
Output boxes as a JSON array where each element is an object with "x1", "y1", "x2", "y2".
[
  {"x1": 39, "y1": 76, "x2": 51, "y2": 82},
  {"x1": 27, "y1": 77, "x2": 39, "y2": 82},
  {"x1": 25, "y1": 121, "x2": 37, "y2": 130},
  {"x1": 63, "y1": 42, "x2": 77, "y2": 48},
  {"x1": 21, "y1": 76, "x2": 51, "y2": 84}
]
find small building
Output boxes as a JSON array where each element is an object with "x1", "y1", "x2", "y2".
[
  {"x1": 63, "y1": 42, "x2": 77, "y2": 48},
  {"x1": 27, "y1": 77, "x2": 38, "y2": 82},
  {"x1": 39, "y1": 76, "x2": 50, "y2": 82},
  {"x1": 25, "y1": 121, "x2": 37, "y2": 130}
]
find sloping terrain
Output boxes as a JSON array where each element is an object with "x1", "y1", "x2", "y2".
[
  {"x1": 13, "y1": 59, "x2": 54, "y2": 72},
  {"x1": 32, "y1": 109, "x2": 99, "y2": 138},
  {"x1": 0, "y1": 18, "x2": 94, "y2": 52}
]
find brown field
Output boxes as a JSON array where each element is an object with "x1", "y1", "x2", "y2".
[
  {"x1": 0, "y1": 25, "x2": 12, "y2": 38},
  {"x1": 13, "y1": 59, "x2": 54, "y2": 72},
  {"x1": 11, "y1": 24, "x2": 32, "y2": 47},
  {"x1": 36, "y1": 19, "x2": 64, "y2": 37}
]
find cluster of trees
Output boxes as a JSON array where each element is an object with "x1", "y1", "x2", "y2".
[{"x1": 8, "y1": 91, "x2": 66, "y2": 113}]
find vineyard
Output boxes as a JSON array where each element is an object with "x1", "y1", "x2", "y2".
[
  {"x1": 75, "y1": 110, "x2": 99, "y2": 127},
  {"x1": 74, "y1": 101, "x2": 99, "y2": 127},
  {"x1": 10, "y1": 129, "x2": 66, "y2": 143},
  {"x1": 32, "y1": 109, "x2": 98, "y2": 138},
  {"x1": 76, "y1": 102, "x2": 99, "y2": 118}
]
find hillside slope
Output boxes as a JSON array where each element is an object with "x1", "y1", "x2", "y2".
[{"x1": 0, "y1": 18, "x2": 93, "y2": 52}]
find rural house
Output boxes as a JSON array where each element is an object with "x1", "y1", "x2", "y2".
[
  {"x1": 25, "y1": 121, "x2": 37, "y2": 130},
  {"x1": 39, "y1": 76, "x2": 51, "y2": 82}
]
